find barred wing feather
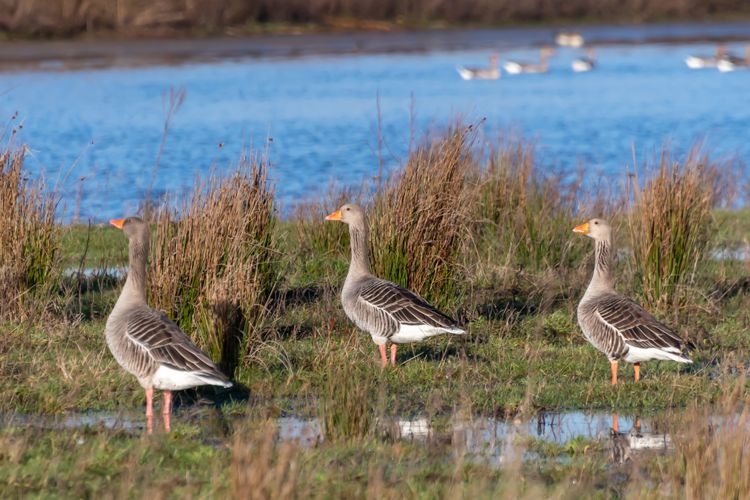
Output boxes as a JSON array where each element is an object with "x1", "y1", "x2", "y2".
[
  {"x1": 357, "y1": 279, "x2": 460, "y2": 329},
  {"x1": 595, "y1": 294, "x2": 689, "y2": 352},
  {"x1": 126, "y1": 308, "x2": 231, "y2": 383}
]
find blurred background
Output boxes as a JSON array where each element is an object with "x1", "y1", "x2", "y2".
[{"x1": 2, "y1": 0, "x2": 750, "y2": 219}]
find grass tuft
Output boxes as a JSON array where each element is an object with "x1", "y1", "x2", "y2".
[
  {"x1": 0, "y1": 146, "x2": 59, "y2": 320},
  {"x1": 147, "y1": 151, "x2": 279, "y2": 376},
  {"x1": 627, "y1": 147, "x2": 718, "y2": 310},
  {"x1": 318, "y1": 353, "x2": 379, "y2": 442},
  {"x1": 368, "y1": 124, "x2": 476, "y2": 310},
  {"x1": 476, "y1": 138, "x2": 587, "y2": 274}
]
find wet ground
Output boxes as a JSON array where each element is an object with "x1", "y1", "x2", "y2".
[{"x1": 0, "y1": 408, "x2": 673, "y2": 467}]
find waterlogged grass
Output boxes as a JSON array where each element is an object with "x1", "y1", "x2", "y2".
[
  {"x1": 0, "y1": 303, "x2": 734, "y2": 416},
  {"x1": 5, "y1": 150, "x2": 750, "y2": 496},
  {"x1": 1, "y1": 423, "x2": 615, "y2": 498}
]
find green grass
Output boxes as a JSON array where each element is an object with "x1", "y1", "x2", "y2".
[
  {"x1": 59, "y1": 224, "x2": 127, "y2": 269},
  {"x1": 7, "y1": 207, "x2": 747, "y2": 417},
  {"x1": 0, "y1": 304, "x2": 733, "y2": 416},
  {"x1": 4, "y1": 194, "x2": 750, "y2": 496},
  {"x1": 1, "y1": 423, "x2": 613, "y2": 498}
]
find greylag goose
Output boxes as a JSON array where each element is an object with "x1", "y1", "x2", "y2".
[
  {"x1": 503, "y1": 47, "x2": 554, "y2": 75},
  {"x1": 456, "y1": 55, "x2": 500, "y2": 80},
  {"x1": 106, "y1": 217, "x2": 231, "y2": 433},
  {"x1": 717, "y1": 46, "x2": 750, "y2": 72},
  {"x1": 685, "y1": 44, "x2": 726, "y2": 69},
  {"x1": 325, "y1": 204, "x2": 465, "y2": 367},
  {"x1": 555, "y1": 32, "x2": 584, "y2": 48},
  {"x1": 573, "y1": 219, "x2": 692, "y2": 385},
  {"x1": 572, "y1": 48, "x2": 596, "y2": 73}
]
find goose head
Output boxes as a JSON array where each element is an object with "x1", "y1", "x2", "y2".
[
  {"x1": 325, "y1": 203, "x2": 366, "y2": 226},
  {"x1": 110, "y1": 216, "x2": 149, "y2": 242},
  {"x1": 573, "y1": 218, "x2": 612, "y2": 241}
]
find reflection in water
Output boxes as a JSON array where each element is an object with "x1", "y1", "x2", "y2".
[
  {"x1": 0, "y1": 409, "x2": 674, "y2": 466},
  {"x1": 609, "y1": 413, "x2": 672, "y2": 465}
]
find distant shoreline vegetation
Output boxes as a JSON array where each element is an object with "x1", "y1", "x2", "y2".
[{"x1": 2, "y1": 0, "x2": 750, "y2": 39}]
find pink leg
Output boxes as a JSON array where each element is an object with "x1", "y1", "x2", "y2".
[
  {"x1": 163, "y1": 390, "x2": 172, "y2": 433},
  {"x1": 378, "y1": 344, "x2": 387, "y2": 368},
  {"x1": 612, "y1": 412, "x2": 619, "y2": 433},
  {"x1": 390, "y1": 344, "x2": 397, "y2": 366},
  {"x1": 145, "y1": 387, "x2": 154, "y2": 435}
]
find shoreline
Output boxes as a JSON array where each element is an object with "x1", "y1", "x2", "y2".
[{"x1": 3, "y1": 21, "x2": 750, "y2": 72}]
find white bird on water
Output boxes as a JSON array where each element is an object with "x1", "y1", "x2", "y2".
[{"x1": 456, "y1": 54, "x2": 500, "y2": 80}]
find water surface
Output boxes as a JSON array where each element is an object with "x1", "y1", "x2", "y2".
[{"x1": 2, "y1": 33, "x2": 750, "y2": 220}]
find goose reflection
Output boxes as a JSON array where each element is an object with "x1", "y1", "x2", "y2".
[{"x1": 609, "y1": 413, "x2": 672, "y2": 464}]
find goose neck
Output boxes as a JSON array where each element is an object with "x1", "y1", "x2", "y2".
[
  {"x1": 347, "y1": 221, "x2": 371, "y2": 279},
  {"x1": 587, "y1": 238, "x2": 615, "y2": 293},
  {"x1": 122, "y1": 237, "x2": 149, "y2": 303}
]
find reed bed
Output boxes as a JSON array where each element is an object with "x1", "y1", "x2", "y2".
[
  {"x1": 3, "y1": 0, "x2": 746, "y2": 37},
  {"x1": 147, "y1": 152, "x2": 279, "y2": 375},
  {"x1": 368, "y1": 125, "x2": 476, "y2": 310},
  {"x1": 475, "y1": 138, "x2": 587, "y2": 274},
  {"x1": 0, "y1": 147, "x2": 59, "y2": 320},
  {"x1": 627, "y1": 148, "x2": 719, "y2": 310}
]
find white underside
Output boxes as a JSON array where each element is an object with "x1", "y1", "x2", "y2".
[
  {"x1": 623, "y1": 345, "x2": 692, "y2": 364},
  {"x1": 571, "y1": 60, "x2": 593, "y2": 72},
  {"x1": 456, "y1": 67, "x2": 500, "y2": 80},
  {"x1": 372, "y1": 324, "x2": 465, "y2": 345},
  {"x1": 503, "y1": 62, "x2": 524, "y2": 74},
  {"x1": 685, "y1": 56, "x2": 714, "y2": 69},
  {"x1": 717, "y1": 60, "x2": 735, "y2": 72},
  {"x1": 151, "y1": 365, "x2": 232, "y2": 390},
  {"x1": 628, "y1": 432, "x2": 672, "y2": 450}
]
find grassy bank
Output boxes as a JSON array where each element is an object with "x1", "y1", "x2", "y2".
[
  {"x1": 3, "y1": 0, "x2": 750, "y2": 39},
  {"x1": 2, "y1": 128, "x2": 750, "y2": 495},
  {"x1": 1, "y1": 127, "x2": 747, "y2": 415}
]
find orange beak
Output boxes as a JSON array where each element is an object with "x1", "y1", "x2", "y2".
[
  {"x1": 110, "y1": 218, "x2": 125, "y2": 229},
  {"x1": 573, "y1": 222, "x2": 590, "y2": 235},
  {"x1": 325, "y1": 210, "x2": 342, "y2": 221}
]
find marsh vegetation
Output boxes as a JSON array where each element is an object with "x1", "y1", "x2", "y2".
[{"x1": 1, "y1": 125, "x2": 749, "y2": 496}]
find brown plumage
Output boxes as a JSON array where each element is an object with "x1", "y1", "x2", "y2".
[
  {"x1": 574, "y1": 218, "x2": 692, "y2": 385},
  {"x1": 325, "y1": 204, "x2": 464, "y2": 367},
  {"x1": 106, "y1": 216, "x2": 230, "y2": 433}
]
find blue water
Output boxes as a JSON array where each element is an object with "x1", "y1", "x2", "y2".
[{"x1": 2, "y1": 40, "x2": 750, "y2": 220}]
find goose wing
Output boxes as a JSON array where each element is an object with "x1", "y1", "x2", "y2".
[
  {"x1": 358, "y1": 278, "x2": 459, "y2": 329},
  {"x1": 594, "y1": 294, "x2": 688, "y2": 352},
  {"x1": 126, "y1": 308, "x2": 230, "y2": 382}
]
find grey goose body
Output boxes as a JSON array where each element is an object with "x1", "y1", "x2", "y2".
[
  {"x1": 106, "y1": 305, "x2": 232, "y2": 391},
  {"x1": 456, "y1": 55, "x2": 500, "y2": 80},
  {"x1": 326, "y1": 204, "x2": 465, "y2": 367},
  {"x1": 343, "y1": 276, "x2": 463, "y2": 346},
  {"x1": 106, "y1": 217, "x2": 230, "y2": 432},
  {"x1": 573, "y1": 219, "x2": 691, "y2": 385}
]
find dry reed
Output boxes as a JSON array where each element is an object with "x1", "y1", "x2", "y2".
[
  {"x1": 627, "y1": 148, "x2": 718, "y2": 310},
  {"x1": 368, "y1": 124, "x2": 476, "y2": 310},
  {"x1": 0, "y1": 146, "x2": 59, "y2": 320},
  {"x1": 2, "y1": 0, "x2": 746, "y2": 37},
  {"x1": 148, "y1": 151, "x2": 279, "y2": 376}
]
